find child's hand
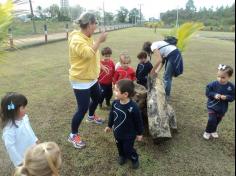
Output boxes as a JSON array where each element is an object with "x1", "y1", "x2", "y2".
[
  {"x1": 104, "y1": 127, "x2": 112, "y2": 133},
  {"x1": 220, "y1": 95, "x2": 227, "y2": 100},
  {"x1": 214, "y1": 94, "x2": 221, "y2": 100},
  {"x1": 136, "y1": 135, "x2": 143, "y2": 141},
  {"x1": 101, "y1": 64, "x2": 109, "y2": 74}
]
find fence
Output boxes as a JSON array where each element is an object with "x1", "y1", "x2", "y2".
[{"x1": 7, "y1": 24, "x2": 135, "y2": 50}]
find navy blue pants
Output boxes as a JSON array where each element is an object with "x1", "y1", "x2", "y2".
[
  {"x1": 205, "y1": 110, "x2": 224, "y2": 133},
  {"x1": 99, "y1": 84, "x2": 113, "y2": 105},
  {"x1": 71, "y1": 82, "x2": 101, "y2": 134},
  {"x1": 115, "y1": 138, "x2": 138, "y2": 163}
]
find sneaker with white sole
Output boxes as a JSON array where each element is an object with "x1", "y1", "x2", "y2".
[
  {"x1": 203, "y1": 132, "x2": 211, "y2": 140},
  {"x1": 86, "y1": 115, "x2": 104, "y2": 125},
  {"x1": 68, "y1": 134, "x2": 86, "y2": 149},
  {"x1": 211, "y1": 132, "x2": 219, "y2": 138}
]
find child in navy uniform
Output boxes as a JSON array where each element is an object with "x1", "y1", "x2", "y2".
[
  {"x1": 104, "y1": 79, "x2": 144, "y2": 169},
  {"x1": 136, "y1": 51, "x2": 153, "y2": 88},
  {"x1": 203, "y1": 64, "x2": 235, "y2": 140}
]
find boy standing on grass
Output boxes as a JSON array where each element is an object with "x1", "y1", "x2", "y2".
[
  {"x1": 203, "y1": 64, "x2": 235, "y2": 140},
  {"x1": 98, "y1": 47, "x2": 115, "y2": 108},
  {"x1": 104, "y1": 79, "x2": 144, "y2": 169}
]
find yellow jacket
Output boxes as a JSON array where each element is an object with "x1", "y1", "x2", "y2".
[{"x1": 68, "y1": 30, "x2": 100, "y2": 83}]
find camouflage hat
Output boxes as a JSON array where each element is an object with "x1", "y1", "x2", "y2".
[{"x1": 76, "y1": 12, "x2": 97, "y2": 25}]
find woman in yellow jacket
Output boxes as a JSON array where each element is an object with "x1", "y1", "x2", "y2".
[{"x1": 68, "y1": 12, "x2": 108, "y2": 149}]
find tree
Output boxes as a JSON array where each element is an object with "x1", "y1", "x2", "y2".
[
  {"x1": 104, "y1": 12, "x2": 114, "y2": 25},
  {"x1": 0, "y1": 0, "x2": 13, "y2": 58},
  {"x1": 36, "y1": 6, "x2": 44, "y2": 19},
  {"x1": 128, "y1": 8, "x2": 139, "y2": 24},
  {"x1": 70, "y1": 5, "x2": 84, "y2": 21},
  {"x1": 116, "y1": 7, "x2": 129, "y2": 23},
  {"x1": 185, "y1": 0, "x2": 196, "y2": 12},
  {"x1": 58, "y1": 7, "x2": 70, "y2": 21},
  {"x1": 47, "y1": 4, "x2": 60, "y2": 19}
]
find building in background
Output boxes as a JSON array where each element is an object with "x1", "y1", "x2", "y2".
[{"x1": 60, "y1": 0, "x2": 69, "y2": 8}]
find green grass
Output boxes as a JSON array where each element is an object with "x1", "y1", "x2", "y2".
[
  {"x1": 10, "y1": 20, "x2": 74, "y2": 38},
  {"x1": 0, "y1": 28, "x2": 235, "y2": 176}
]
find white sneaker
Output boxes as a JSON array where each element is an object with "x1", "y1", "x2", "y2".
[
  {"x1": 203, "y1": 132, "x2": 211, "y2": 140},
  {"x1": 211, "y1": 132, "x2": 219, "y2": 138}
]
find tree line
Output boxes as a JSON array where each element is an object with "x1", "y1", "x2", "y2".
[
  {"x1": 28, "y1": 4, "x2": 143, "y2": 25},
  {"x1": 160, "y1": 0, "x2": 235, "y2": 31}
]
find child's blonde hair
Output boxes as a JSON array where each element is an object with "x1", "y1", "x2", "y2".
[
  {"x1": 119, "y1": 52, "x2": 131, "y2": 64},
  {"x1": 14, "y1": 142, "x2": 62, "y2": 176}
]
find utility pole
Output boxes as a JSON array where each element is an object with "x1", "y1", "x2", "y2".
[
  {"x1": 103, "y1": 1, "x2": 105, "y2": 26},
  {"x1": 138, "y1": 4, "x2": 143, "y2": 25},
  {"x1": 176, "y1": 6, "x2": 179, "y2": 28},
  {"x1": 29, "y1": 0, "x2": 36, "y2": 33}
]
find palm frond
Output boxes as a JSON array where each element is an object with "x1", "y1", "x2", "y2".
[
  {"x1": 176, "y1": 22, "x2": 204, "y2": 52},
  {"x1": 0, "y1": 0, "x2": 15, "y2": 60}
]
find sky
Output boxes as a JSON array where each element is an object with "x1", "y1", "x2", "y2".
[{"x1": 0, "y1": 0, "x2": 235, "y2": 19}]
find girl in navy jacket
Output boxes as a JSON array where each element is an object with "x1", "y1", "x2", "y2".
[{"x1": 203, "y1": 64, "x2": 235, "y2": 140}]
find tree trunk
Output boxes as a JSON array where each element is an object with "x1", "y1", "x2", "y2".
[{"x1": 133, "y1": 75, "x2": 177, "y2": 140}]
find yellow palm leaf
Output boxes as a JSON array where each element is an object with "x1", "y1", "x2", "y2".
[
  {"x1": 0, "y1": 0, "x2": 14, "y2": 59},
  {"x1": 176, "y1": 22, "x2": 204, "y2": 52}
]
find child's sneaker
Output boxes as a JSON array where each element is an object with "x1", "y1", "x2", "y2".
[
  {"x1": 211, "y1": 132, "x2": 219, "y2": 138},
  {"x1": 203, "y1": 132, "x2": 211, "y2": 140},
  {"x1": 86, "y1": 115, "x2": 104, "y2": 125},
  {"x1": 118, "y1": 156, "x2": 126, "y2": 165},
  {"x1": 68, "y1": 134, "x2": 86, "y2": 149},
  {"x1": 132, "y1": 160, "x2": 140, "y2": 169},
  {"x1": 106, "y1": 100, "x2": 111, "y2": 107}
]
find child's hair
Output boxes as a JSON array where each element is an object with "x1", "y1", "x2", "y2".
[
  {"x1": 137, "y1": 51, "x2": 147, "y2": 60},
  {"x1": 101, "y1": 47, "x2": 112, "y2": 56},
  {"x1": 142, "y1": 41, "x2": 152, "y2": 55},
  {"x1": 0, "y1": 92, "x2": 28, "y2": 128},
  {"x1": 116, "y1": 79, "x2": 135, "y2": 98},
  {"x1": 14, "y1": 142, "x2": 62, "y2": 176},
  {"x1": 119, "y1": 52, "x2": 131, "y2": 64},
  {"x1": 218, "y1": 64, "x2": 234, "y2": 77}
]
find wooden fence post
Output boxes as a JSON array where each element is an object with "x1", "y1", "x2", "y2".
[
  {"x1": 44, "y1": 24, "x2": 47, "y2": 43},
  {"x1": 8, "y1": 28, "x2": 14, "y2": 48},
  {"x1": 65, "y1": 23, "x2": 69, "y2": 39}
]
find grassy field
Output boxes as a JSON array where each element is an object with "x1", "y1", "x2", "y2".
[
  {"x1": 0, "y1": 28, "x2": 235, "y2": 176},
  {"x1": 10, "y1": 20, "x2": 74, "y2": 38}
]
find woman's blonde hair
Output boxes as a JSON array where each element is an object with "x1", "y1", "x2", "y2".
[{"x1": 14, "y1": 142, "x2": 62, "y2": 176}]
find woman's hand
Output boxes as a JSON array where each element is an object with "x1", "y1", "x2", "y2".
[
  {"x1": 150, "y1": 69, "x2": 158, "y2": 76},
  {"x1": 150, "y1": 49, "x2": 163, "y2": 76},
  {"x1": 98, "y1": 32, "x2": 108, "y2": 43}
]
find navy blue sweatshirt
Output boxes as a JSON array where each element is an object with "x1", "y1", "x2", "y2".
[
  {"x1": 108, "y1": 100, "x2": 144, "y2": 139},
  {"x1": 206, "y1": 81, "x2": 235, "y2": 114},
  {"x1": 136, "y1": 61, "x2": 153, "y2": 87}
]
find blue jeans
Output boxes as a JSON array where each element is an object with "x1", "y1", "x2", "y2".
[
  {"x1": 163, "y1": 60, "x2": 174, "y2": 96},
  {"x1": 71, "y1": 82, "x2": 101, "y2": 134}
]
